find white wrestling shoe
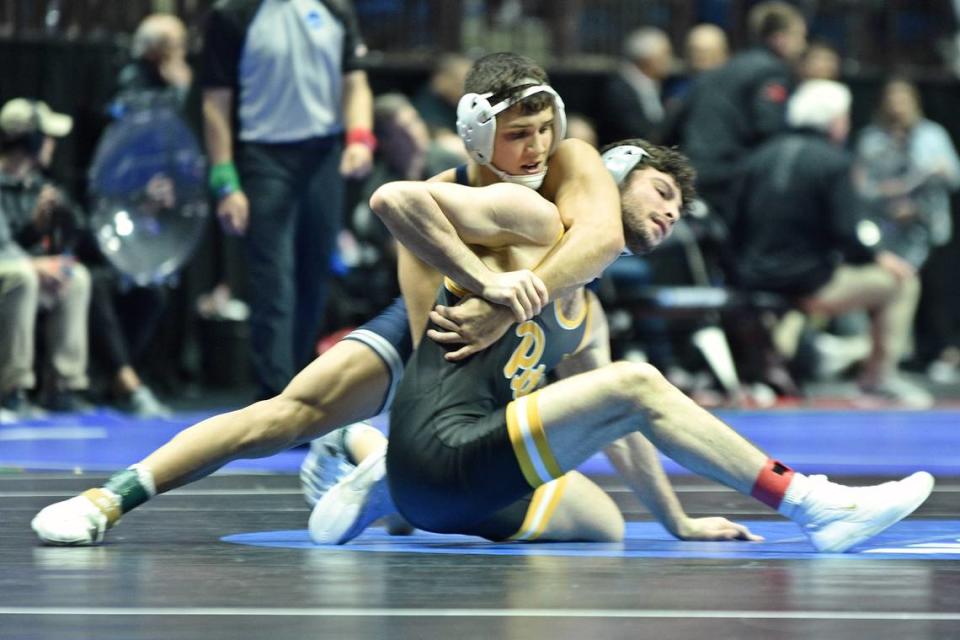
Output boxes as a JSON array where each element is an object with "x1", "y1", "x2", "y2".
[
  {"x1": 31, "y1": 493, "x2": 114, "y2": 546},
  {"x1": 299, "y1": 427, "x2": 360, "y2": 507},
  {"x1": 789, "y1": 472, "x2": 935, "y2": 553},
  {"x1": 308, "y1": 448, "x2": 395, "y2": 545}
]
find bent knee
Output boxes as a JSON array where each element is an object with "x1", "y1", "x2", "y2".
[
  {"x1": 604, "y1": 361, "x2": 667, "y2": 402},
  {"x1": 2, "y1": 259, "x2": 39, "y2": 296},
  {"x1": 588, "y1": 514, "x2": 625, "y2": 543}
]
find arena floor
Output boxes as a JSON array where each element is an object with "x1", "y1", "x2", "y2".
[{"x1": 1, "y1": 406, "x2": 958, "y2": 639}]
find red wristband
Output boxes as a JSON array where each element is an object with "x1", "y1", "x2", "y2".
[{"x1": 346, "y1": 127, "x2": 377, "y2": 152}]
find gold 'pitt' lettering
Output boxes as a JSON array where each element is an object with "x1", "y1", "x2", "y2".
[{"x1": 503, "y1": 321, "x2": 546, "y2": 398}]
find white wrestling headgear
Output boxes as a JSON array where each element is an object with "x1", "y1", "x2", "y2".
[
  {"x1": 601, "y1": 144, "x2": 650, "y2": 186},
  {"x1": 601, "y1": 144, "x2": 651, "y2": 256},
  {"x1": 457, "y1": 80, "x2": 567, "y2": 190}
]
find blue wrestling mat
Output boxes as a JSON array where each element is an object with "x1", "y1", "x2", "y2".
[
  {"x1": 3, "y1": 408, "x2": 960, "y2": 476},
  {"x1": 222, "y1": 520, "x2": 960, "y2": 560}
]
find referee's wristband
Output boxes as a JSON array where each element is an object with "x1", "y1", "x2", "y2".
[
  {"x1": 346, "y1": 127, "x2": 377, "y2": 153},
  {"x1": 209, "y1": 162, "x2": 241, "y2": 200}
]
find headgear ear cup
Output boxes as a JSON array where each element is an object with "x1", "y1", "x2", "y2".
[
  {"x1": 457, "y1": 85, "x2": 567, "y2": 165},
  {"x1": 601, "y1": 145, "x2": 649, "y2": 186},
  {"x1": 456, "y1": 92, "x2": 498, "y2": 164}
]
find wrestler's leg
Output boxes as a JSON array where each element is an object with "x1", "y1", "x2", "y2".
[
  {"x1": 506, "y1": 362, "x2": 933, "y2": 552},
  {"x1": 520, "y1": 362, "x2": 766, "y2": 493},
  {"x1": 506, "y1": 471, "x2": 624, "y2": 543},
  {"x1": 144, "y1": 339, "x2": 390, "y2": 492},
  {"x1": 31, "y1": 339, "x2": 391, "y2": 545}
]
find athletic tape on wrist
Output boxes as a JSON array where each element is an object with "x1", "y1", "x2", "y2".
[{"x1": 209, "y1": 161, "x2": 241, "y2": 200}]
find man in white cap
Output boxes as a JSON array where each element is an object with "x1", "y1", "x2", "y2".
[{"x1": 0, "y1": 98, "x2": 92, "y2": 417}]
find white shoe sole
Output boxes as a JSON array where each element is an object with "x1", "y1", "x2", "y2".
[
  {"x1": 308, "y1": 450, "x2": 392, "y2": 545},
  {"x1": 810, "y1": 471, "x2": 935, "y2": 553}
]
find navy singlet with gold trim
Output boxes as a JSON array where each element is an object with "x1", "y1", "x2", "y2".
[{"x1": 387, "y1": 270, "x2": 592, "y2": 539}]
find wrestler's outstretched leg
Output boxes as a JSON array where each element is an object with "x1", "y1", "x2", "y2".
[
  {"x1": 31, "y1": 339, "x2": 392, "y2": 545},
  {"x1": 505, "y1": 361, "x2": 934, "y2": 553}
]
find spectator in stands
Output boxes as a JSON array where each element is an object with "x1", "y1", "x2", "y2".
[
  {"x1": 679, "y1": 1, "x2": 807, "y2": 223},
  {"x1": 0, "y1": 98, "x2": 92, "y2": 415},
  {"x1": 685, "y1": 23, "x2": 730, "y2": 74},
  {"x1": 336, "y1": 92, "x2": 464, "y2": 321},
  {"x1": 663, "y1": 23, "x2": 730, "y2": 103},
  {"x1": 412, "y1": 53, "x2": 471, "y2": 137},
  {"x1": 732, "y1": 80, "x2": 931, "y2": 407},
  {"x1": 853, "y1": 77, "x2": 960, "y2": 382},
  {"x1": 798, "y1": 40, "x2": 841, "y2": 81},
  {"x1": 658, "y1": 23, "x2": 730, "y2": 146},
  {"x1": 411, "y1": 53, "x2": 471, "y2": 167},
  {"x1": 598, "y1": 27, "x2": 674, "y2": 145},
  {"x1": 119, "y1": 13, "x2": 192, "y2": 107},
  {"x1": 71, "y1": 13, "x2": 197, "y2": 418}
]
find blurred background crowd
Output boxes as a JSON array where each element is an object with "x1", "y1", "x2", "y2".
[{"x1": 2, "y1": 0, "x2": 960, "y2": 420}]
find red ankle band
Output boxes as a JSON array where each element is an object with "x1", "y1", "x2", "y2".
[{"x1": 751, "y1": 459, "x2": 795, "y2": 508}]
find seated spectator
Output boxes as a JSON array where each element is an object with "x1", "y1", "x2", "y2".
[
  {"x1": 663, "y1": 23, "x2": 730, "y2": 103},
  {"x1": 798, "y1": 41, "x2": 841, "y2": 81},
  {"x1": 658, "y1": 23, "x2": 730, "y2": 146},
  {"x1": 853, "y1": 76, "x2": 960, "y2": 381},
  {"x1": 732, "y1": 80, "x2": 930, "y2": 407},
  {"x1": 412, "y1": 53, "x2": 472, "y2": 162},
  {"x1": 599, "y1": 27, "x2": 674, "y2": 145},
  {"x1": 0, "y1": 98, "x2": 92, "y2": 415},
  {"x1": 333, "y1": 93, "x2": 459, "y2": 322}
]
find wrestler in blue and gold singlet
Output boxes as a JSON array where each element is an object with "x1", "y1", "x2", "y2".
[{"x1": 387, "y1": 274, "x2": 592, "y2": 541}]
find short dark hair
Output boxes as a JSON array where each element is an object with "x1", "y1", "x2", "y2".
[
  {"x1": 748, "y1": 1, "x2": 804, "y2": 44},
  {"x1": 464, "y1": 52, "x2": 554, "y2": 115},
  {"x1": 600, "y1": 138, "x2": 698, "y2": 217}
]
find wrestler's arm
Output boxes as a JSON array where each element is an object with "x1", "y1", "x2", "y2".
[
  {"x1": 535, "y1": 139, "x2": 624, "y2": 299},
  {"x1": 427, "y1": 140, "x2": 625, "y2": 360},
  {"x1": 554, "y1": 292, "x2": 762, "y2": 542},
  {"x1": 372, "y1": 178, "x2": 558, "y2": 320},
  {"x1": 371, "y1": 180, "x2": 561, "y2": 289}
]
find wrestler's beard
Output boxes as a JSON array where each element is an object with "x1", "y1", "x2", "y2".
[{"x1": 623, "y1": 213, "x2": 659, "y2": 255}]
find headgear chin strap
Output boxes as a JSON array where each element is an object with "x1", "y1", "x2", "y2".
[
  {"x1": 456, "y1": 82, "x2": 567, "y2": 189},
  {"x1": 601, "y1": 144, "x2": 651, "y2": 256}
]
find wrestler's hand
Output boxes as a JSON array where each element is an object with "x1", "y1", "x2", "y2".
[
  {"x1": 427, "y1": 297, "x2": 515, "y2": 361},
  {"x1": 674, "y1": 516, "x2": 763, "y2": 542},
  {"x1": 217, "y1": 191, "x2": 249, "y2": 236},
  {"x1": 340, "y1": 142, "x2": 373, "y2": 179},
  {"x1": 481, "y1": 269, "x2": 549, "y2": 322}
]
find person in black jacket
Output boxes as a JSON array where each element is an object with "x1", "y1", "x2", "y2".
[
  {"x1": 679, "y1": 1, "x2": 807, "y2": 223},
  {"x1": 598, "y1": 27, "x2": 674, "y2": 146},
  {"x1": 732, "y1": 80, "x2": 929, "y2": 408}
]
